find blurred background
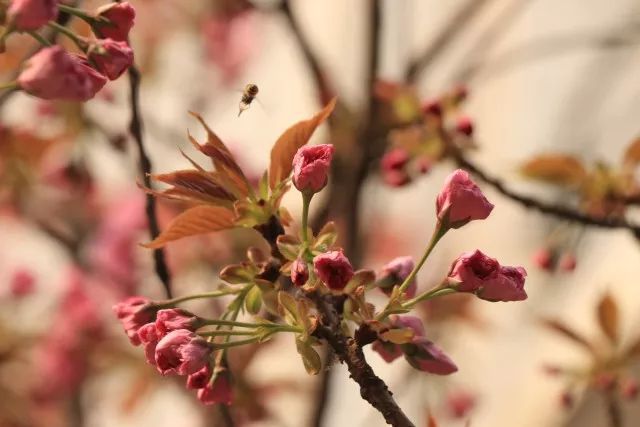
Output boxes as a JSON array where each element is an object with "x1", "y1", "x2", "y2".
[{"x1": 1, "y1": 0, "x2": 640, "y2": 426}]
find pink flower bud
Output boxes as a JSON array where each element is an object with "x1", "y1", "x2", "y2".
[
  {"x1": 113, "y1": 296, "x2": 155, "y2": 345},
  {"x1": 292, "y1": 144, "x2": 334, "y2": 193},
  {"x1": 7, "y1": 0, "x2": 57, "y2": 31},
  {"x1": 383, "y1": 169, "x2": 410, "y2": 187},
  {"x1": 88, "y1": 39, "x2": 134, "y2": 80},
  {"x1": 594, "y1": 373, "x2": 617, "y2": 391},
  {"x1": 379, "y1": 256, "x2": 417, "y2": 298},
  {"x1": 436, "y1": 169, "x2": 493, "y2": 228},
  {"x1": 155, "y1": 329, "x2": 212, "y2": 376},
  {"x1": 313, "y1": 250, "x2": 354, "y2": 291},
  {"x1": 94, "y1": 2, "x2": 136, "y2": 42},
  {"x1": 559, "y1": 252, "x2": 577, "y2": 272},
  {"x1": 404, "y1": 337, "x2": 458, "y2": 375},
  {"x1": 290, "y1": 259, "x2": 309, "y2": 287},
  {"x1": 620, "y1": 378, "x2": 639, "y2": 400},
  {"x1": 197, "y1": 374, "x2": 233, "y2": 405},
  {"x1": 137, "y1": 323, "x2": 160, "y2": 365},
  {"x1": 372, "y1": 315, "x2": 425, "y2": 363},
  {"x1": 476, "y1": 266, "x2": 527, "y2": 302},
  {"x1": 155, "y1": 309, "x2": 200, "y2": 335},
  {"x1": 17, "y1": 46, "x2": 107, "y2": 101},
  {"x1": 381, "y1": 148, "x2": 410, "y2": 172},
  {"x1": 447, "y1": 250, "x2": 500, "y2": 292},
  {"x1": 421, "y1": 99, "x2": 442, "y2": 117},
  {"x1": 455, "y1": 116, "x2": 473, "y2": 136},
  {"x1": 532, "y1": 248, "x2": 554, "y2": 271},
  {"x1": 445, "y1": 390, "x2": 476, "y2": 419},
  {"x1": 372, "y1": 340, "x2": 403, "y2": 363},
  {"x1": 186, "y1": 365, "x2": 211, "y2": 390},
  {"x1": 9, "y1": 268, "x2": 36, "y2": 297}
]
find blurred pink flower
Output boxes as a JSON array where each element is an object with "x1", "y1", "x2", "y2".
[
  {"x1": 17, "y1": 46, "x2": 107, "y2": 101},
  {"x1": 197, "y1": 374, "x2": 233, "y2": 405},
  {"x1": 7, "y1": 0, "x2": 57, "y2": 31},
  {"x1": 9, "y1": 268, "x2": 36, "y2": 297},
  {"x1": 436, "y1": 169, "x2": 493, "y2": 228},
  {"x1": 202, "y1": 10, "x2": 259, "y2": 83},
  {"x1": 113, "y1": 296, "x2": 155, "y2": 345},
  {"x1": 445, "y1": 390, "x2": 476, "y2": 419}
]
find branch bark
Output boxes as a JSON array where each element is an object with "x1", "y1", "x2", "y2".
[{"x1": 127, "y1": 66, "x2": 173, "y2": 298}]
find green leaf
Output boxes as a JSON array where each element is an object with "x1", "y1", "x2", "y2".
[
  {"x1": 312, "y1": 221, "x2": 338, "y2": 251},
  {"x1": 295, "y1": 338, "x2": 322, "y2": 375},
  {"x1": 276, "y1": 234, "x2": 302, "y2": 261},
  {"x1": 219, "y1": 263, "x2": 256, "y2": 284},
  {"x1": 278, "y1": 292, "x2": 300, "y2": 325},
  {"x1": 244, "y1": 286, "x2": 262, "y2": 315}
]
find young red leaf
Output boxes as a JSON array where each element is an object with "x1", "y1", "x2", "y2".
[
  {"x1": 268, "y1": 97, "x2": 337, "y2": 189},
  {"x1": 151, "y1": 170, "x2": 236, "y2": 206},
  {"x1": 142, "y1": 205, "x2": 235, "y2": 248},
  {"x1": 597, "y1": 293, "x2": 619, "y2": 344}
]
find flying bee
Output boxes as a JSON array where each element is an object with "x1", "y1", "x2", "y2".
[{"x1": 238, "y1": 83, "x2": 259, "y2": 116}]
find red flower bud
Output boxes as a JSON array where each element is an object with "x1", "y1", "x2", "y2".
[
  {"x1": 404, "y1": 337, "x2": 458, "y2": 375},
  {"x1": 290, "y1": 259, "x2": 309, "y2": 287},
  {"x1": 88, "y1": 39, "x2": 134, "y2": 80},
  {"x1": 137, "y1": 322, "x2": 160, "y2": 365},
  {"x1": 9, "y1": 268, "x2": 36, "y2": 297},
  {"x1": 155, "y1": 329, "x2": 212, "y2": 376},
  {"x1": 197, "y1": 373, "x2": 233, "y2": 405},
  {"x1": 559, "y1": 252, "x2": 577, "y2": 272},
  {"x1": 383, "y1": 169, "x2": 411, "y2": 187},
  {"x1": 113, "y1": 296, "x2": 156, "y2": 345},
  {"x1": 620, "y1": 378, "x2": 639, "y2": 400},
  {"x1": 436, "y1": 169, "x2": 493, "y2": 228},
  {"x1": 379, "y1": 256, "x2": 417, "y2": 298},
  {"x1": 455, "y1": 116, "x2": 473, "y2": 136},
  {"x1": 155, "y1": 309, "x2": 199, "y2": 335},
  {"x1": 292, "y1": 144, "x2": 334, "y2": 193},
  {"x1": 532, "y1": 248, "x2": 554, "y2": 271},
  {"x1": 7, "y1": 0, "x2": 57, "y2": 31},
  {"x1": 17, "y1": 47, "x2": 107, "y2": 101},
  {"x1": 381, "y1": 148, "x2": 410, "y2": 172},
  {"x1": 313, "y1": 250, "x2": 354, "y2": 291},
  {"x1": 421, "y1": 99, "x2": 442, "y2": 117},
  {"x1": 94, "y1": 2, "x2": 136, "y2": 42}
]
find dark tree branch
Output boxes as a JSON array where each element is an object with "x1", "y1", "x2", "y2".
[
  {"x1": 605, "y1": 392, "x2": 623, "y2": 427},
  {"x1": 127, "y1": 66, "x2": 173, "y2": 298},
  {"x1": 405, "y1": 0, "x2": 493, "y2": 84}
]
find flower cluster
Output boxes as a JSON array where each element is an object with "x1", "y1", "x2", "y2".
[{"x1": 5, "y1": 1, "x2": 135, "y2": 101}]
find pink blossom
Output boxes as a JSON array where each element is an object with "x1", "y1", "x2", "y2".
[
  {"x1": 9, "y1": 268, "x2": 36, "y2": 297},
  {"x1": 94, "y1": 2, "x2": 136, "y2": 42},
  {"x1": 447, "y1": 250, "x2": 500, "y2": 292},
  {"x1": 404, "y1": 337, "x2": 458, "y2": 375},
  {"x1": 381, "y1": 148, "x2": 410, "y2": 172},
  {"x1": 476, "y1": 266, "x2": 527, "y2": 302},
  {"x1": 371, "y1": 340, "x2": 404, "y2": 363},
  {"x1": 137, "y1": 323, "x2": 160, "y2": 365},
  {"x1": 422, "y1": 99, "x2": 442, "y2": 117},
  {"x1": 621, "y1": 378, "x2": 639, "y2": 400},
  {"x1": 379, "y1": 256, "x2": 417, "y2": 298},
  {"x1": 456, "y1": 116, "x2": 474, "y2": 136},
  {"x1": 436, "y1": 169, "x2": 493, "y2": 228},
  {"x1": 155, "y1": 309, "x2": 199, "y2": 335},
  {"x1": 187, "y1": 365, "x2": 212, "y2": 390},
  {"x1": 313, "y1": 250, "x2": 354, "y2": 291},
  {"x1": 372, "y1": 315, "x2": 425, "y2": 363},
  {"x1": 88, "y1": 39, "x2": 134, "y2": 80},
  {"x1": 7, "y1": 0, "x2": 57, "y2": 31},
  {"x1": 113, "y1": 296, "x2": 155, "y2": 345},
  {"x1": 445, "y1": 390, "x2": 476, "y2": 419},
  {"x1": 290, "y1": 259, "x2": 309, "y2": 287},
  {"x1": 559, "y1": 252, "x2": 577, "y2": 272},
  {"x1": 292, "y1": 144, "x2": 334, "y2": 193},
  {"x1": 17, "y1": 46, "x2": 107, "y2": 101},
  {"x1": 197, "y1": 374, "x2": 233, "y2": 405},
  {"x1": 155, "y1": 329, "x2": 212, "y2": 376},
  {"x1": 532, "y1": 247, "x2": 553, "y2": 271},
  {"x1": 383, "y1": 169, "x2": 410, "y2": 187}
]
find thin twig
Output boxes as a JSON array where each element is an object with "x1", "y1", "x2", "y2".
[
  {"x1": 405, "y1": 0, "x2": 493, "y2": 83},
  {"x1": 605, "y1": 392, "x2": 623, "y2": 427},
  {"x1": 127, "y1": 65, "x2": 173, "y2": 298}
]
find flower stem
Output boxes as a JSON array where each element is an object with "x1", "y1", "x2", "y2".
[
  {"x1": 58, "y1": 4, "x2": 98, "y2": 24},
  {"x1": 199, "y1": 330, "x2": 256, "y2": 337},
  {"x1": 212, "y1": 336, "x2": 261, "y2": 350},
  {"x1": 301, "y1": 191, "x2": 313, "y2": 245},
  {"x1": 27, "y1": 31, "x2": 52, "y2": 46},
  {"x1": 397, "y1": 224, "x2": 447, "y2": 295},
  {"x1": 401, "y1": 286, "x2": 456, "y2": 309},
  {"x1": 0, "y1": 81, "x2": 19, "y2": 91},
  {"x1": 158, "y1": 288, "x2": 242, "y2": 307},
  {"x1": 47, "y1": 21, "x2": 87, "y2": 51},
  {"x1": 199, "y1": 319, "x2": 268, "y2": 329}
]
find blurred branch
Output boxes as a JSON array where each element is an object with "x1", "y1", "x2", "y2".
[
  {"x1": 450, "y1": 148, "x2": 640, "y2": 237},
  {"x1": 605, "y1": 393, "x2": 623, "y2": 427},
  {"x1": 404, "y1": 0, "x2": 493, "y2": 84},
  {"x1": 127, "y1": 65, "x2": 173, "y2": 298}
]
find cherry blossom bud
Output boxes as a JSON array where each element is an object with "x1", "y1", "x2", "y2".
[
  {"x1": 422, "y1": 99, "x2": 442, "y2": 117},
  {"x1": 137, "y1": 323, "x2": 160, "y2": 365},
  {"x1": 404, "y1": 338, "x2": 458, "y2": 375},
  {"x1": 372, "y1": 340, "x2": 403, "y2": 363},
  {"x1": 455, "y1": 116, "x2": 473, "y2": 136},
  {"x1": 379, "y1": 256, "x2": 417, "y2": 298},
  {"x1": 290, "y1": 259, "x2": 309, "y2": 287},
  {"x1": 381, "y1": 148, "x2": 410, "y2": 172},
  {"x1": 476, "y1": 266, "x2": 527, "y2": 302},
  {"x1": 9, "y1": 268, "x2": 36, "y2": 297},
  {"x1": 186, "y1": 365, "x2": 211, "y2": 390},
  {"x1": 620, "y1": 378, "x2": 639, "y2": 400},
  {"x1": 155, "y1": 309, "x2": 200, "y2": 335},
  {"x1": 532, "y1": 248, "x2": 553, "y2": 271},
  {"x1": 415, "y1": 156, "x2": 432, "y2": 175},
  {"x1": 17, "y1": 46, "x2": 107, "y2": 101},
  {"x1": 197, "y1": 373, "x2": 233, "y2": 405},
  {"x1": 559, "y1": 252, "x2": 577, "y2": 272},
  {"x1": 436, "y1": 169, "x2": 493, "y2": 228},
  {"x1": 113, "y1": 296, "x2": 156, "y2": 345},
  {"x1": 88, "y1": 39, "x2": 134, "y2": 80},
  {"x1": 94, "y1": 2, "x2": 136, "y2": 42},
  {"x1": 373, "y1": 315, "x2": 426, "y2": 363},
  {"x1": 383, "y1": 169, "x2": 410, "y2": 187},
  {"x1": 7, "y1": 0, "x2": 57, "y2": 31},
  {"x1": 313, "y1": 250, "x2": 354, "y2": 291},
  {"x1": 155, "y1": 329, "x2": 212, "y2": 376},
  {"x1": 445, "y1": 390, "x2": 476, "y2": 419},
  {"x1": 594, "y1": 373, "x2": 617, "y2": 391},
  {"x1": 292, "y1": 144, "x2": 334, "y2": 193}
]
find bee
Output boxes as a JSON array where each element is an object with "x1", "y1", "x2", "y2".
[{"x1": 238, "y1": 83, "x2": 259, "y2": 116}]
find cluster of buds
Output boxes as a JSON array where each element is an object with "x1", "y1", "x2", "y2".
[
  {"x1": 110, "y1": 100, "x2": 527, "y2": 413},
  {"x1": 377, "y1": 84, "x2": 474, "y2": 187},
  {"x1": 532, "y1": 246, "x2": 577, "y2": 272},
  {"x1": 2, "y1": 1, "x2": 135, "y2": 101}
]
